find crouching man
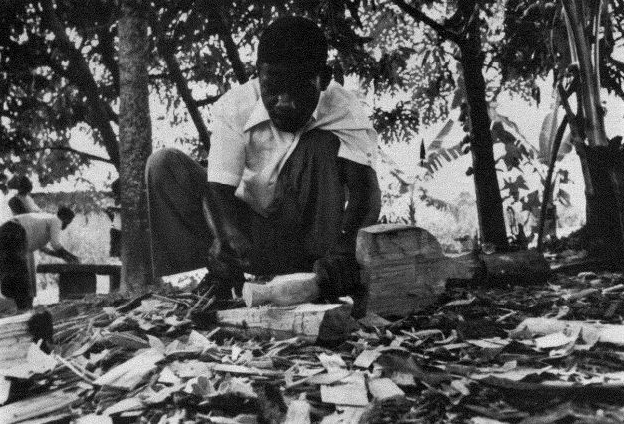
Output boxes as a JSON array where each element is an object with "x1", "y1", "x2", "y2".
[{"x1": 146, "y1": 17, "x2": 380, "y2": 315}]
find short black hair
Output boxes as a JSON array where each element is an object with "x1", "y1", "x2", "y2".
[
  {"x1": 257, "y1": 16, "x2": 328, "y2": 70},
  {"x1": 8, "y1": 196, "x2": 28, "y2": 215},
  {"x1": 8, "y1": 175, "x2": 33, "y2": 194},
  {"x1": 57, "y1": 206, "x2": 75, "y2": 223}
]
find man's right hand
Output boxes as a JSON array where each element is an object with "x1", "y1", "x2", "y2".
[{"x1": 203, "y1": 182, "x2": 252, "y2": 278}]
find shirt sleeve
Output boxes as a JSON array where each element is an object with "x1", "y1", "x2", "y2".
[
  {"x1": 48, "y1": 217, "x2": 64, "y2": 251},
  {"x1": 207, "y1": 114, "x2": 246, "y2": 187},
  {"x1": 334, "y1": 128, "x2": 378, "y2": 169}
]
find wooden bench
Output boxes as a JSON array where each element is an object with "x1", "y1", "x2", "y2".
[{"x1": 36, "y1": 263, "x2": 121, "y2": 299}]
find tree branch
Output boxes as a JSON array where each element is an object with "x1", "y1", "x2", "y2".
[
  {"x1": 40, "y1": 0, "x2": 120, "y2": 168},
  {"x1": 390, "y1": 0, "x2": 461, "y2": 44},
  {"x1": 151, "y1": 13, "x2": 212, "y2": 152},
  {"x1": 195, "y1": 94, "x2": 222, "y2": 107},
  {"x1": 96, "y1": 24, "x2": 121, "y2": 96},
  {"x1": 22, "y1": 146, "x2": 114, "y2": 164},
  {"x1": 203, "y1": 1, "x2": 249, "y2": 84}
]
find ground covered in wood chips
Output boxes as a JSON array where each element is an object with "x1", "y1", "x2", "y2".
[{"x1": 3, "y1": 268, "x2": 624, "y2": 423}]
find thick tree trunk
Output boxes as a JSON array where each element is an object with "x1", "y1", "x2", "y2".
[
  {"x1": 460, "y1": 46, "x2": 508, "y2": 250},
  {"x1": 118, "y1": 0, "x2": 152, "y2": 292}
]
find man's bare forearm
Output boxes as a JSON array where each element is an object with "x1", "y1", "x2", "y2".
[
  {"x1": 41, "y1": 247, "x2": 79, "y2": 262},
  {"x1": 203, "y1": 182, "x2": 251, "y2": 270},
  {"x1": 336, "y1": 158, "x2": 381, "y2": 254}
]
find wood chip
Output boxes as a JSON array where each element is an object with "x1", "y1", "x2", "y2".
[
  {"x1": 353, "y1": 349, "x2": 381, "y2": 368},
  {"x1": 368, "y1": 378, "x2": 405, "y2": 400},
  {"x1": 321, "y1": 373, "x2": 369, "y2": 406}
]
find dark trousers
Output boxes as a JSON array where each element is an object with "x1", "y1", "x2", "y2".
[{"x1": 146, "y1": 130, "x2": 345, "y2": 278}]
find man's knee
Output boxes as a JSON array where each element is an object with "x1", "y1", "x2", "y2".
[
  {"x1": 145, "y1": 148, "x2": 191, "y2": 185},
  {"x1": 146, "y1": 148, "x2": 180, "y2": 176}
]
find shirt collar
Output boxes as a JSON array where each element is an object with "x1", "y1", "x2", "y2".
[{"x1": 243, "y1": 95, "x2": 322, "y2": 133}]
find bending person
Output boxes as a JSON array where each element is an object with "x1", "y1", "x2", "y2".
[{"x1": 1, "y1": 207, "x2": 80, "y2": 306}]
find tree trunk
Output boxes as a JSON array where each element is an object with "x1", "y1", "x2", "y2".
[
  {"x1": 389, "y1": 0, "x2": 508, "y2": 251},
  {"x1": 118, "y1": 0, "x2": 152, "y2": 292},
  {"x1": 459, "y1": 44, "x2": 509, "y2": 250},
  {"x1": 583, "y1": 146, "x2": 624, "y2": 259}
]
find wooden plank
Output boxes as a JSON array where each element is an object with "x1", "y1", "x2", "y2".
[
  {"x1": 215, "y1": 303, "x2": 355, "y2": 342},
  {"x1": 0, "y1": 388, "x2": 80, "y2": 423},
  {"x1": 0, "y1": 312, "x2": 33, "y2": 370},
  {"x1": 94, "y1": 349, "x2": 164, "y2": 390},
  {"x1": 367, "y1": 378, "x2": 405, "y2": 400},
  {"x1": 37, "y1": 263, "x2": 121, "y2": 298},
  {"x1": 320, "y1": 373, "x2": 369, "y2": 406},
  {"x1": 37, "y1": 263, "x2": 121, "y2": 275}
]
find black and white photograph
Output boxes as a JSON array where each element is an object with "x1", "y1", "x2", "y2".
[{"x1": 1, "y1": 0, "x2": 624, "y2": 422}]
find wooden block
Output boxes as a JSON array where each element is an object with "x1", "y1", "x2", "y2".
[
  {"x1": 356, "y1": 225, "x2": 481, "y2": 316},
  {"x1": 359, "y1": 255, "x2": 450, "y2": 316},
  {"x1": 356, "y1": 224, "x2": 444, "y2": 266},
  {"x1": 215, "y1": 303, "x2": 356, "y2": 342},
  {"x1": 242, "y1": 273, "x2": 320, "y2": 307}
]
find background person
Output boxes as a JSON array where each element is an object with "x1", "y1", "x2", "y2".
[{"x1": 5, "y1": 206, "x2": 80, "y2": 303}]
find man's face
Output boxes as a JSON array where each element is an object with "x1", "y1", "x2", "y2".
[{"x1": 259, "y1": 63, "x2": 323, "y2": 133}]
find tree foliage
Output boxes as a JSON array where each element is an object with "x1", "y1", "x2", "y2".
[
  {"x1": 0, "y1": 0, "x2": 383, "y2": 185},
  {"x1": 500, "y1": 0, "x2": 624, "y2": 99}
]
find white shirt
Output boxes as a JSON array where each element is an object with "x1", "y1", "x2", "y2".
[
  {"x1": 12, "y1": 212, "x2": 64, "y2": 252},
  {"x1": 208, "y1": 79, "x2": 377, "y2": 215}
]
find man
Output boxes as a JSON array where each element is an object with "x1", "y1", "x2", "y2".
[
  {"x1": 146, "y1": 17, "x2": 380, "y2": 312},
  {"x1": 0, "y1": 207, "x2": 80, "y2": 308},
  {"x1": 8, "y1": 175, "x2": 42, "y2": 215}
]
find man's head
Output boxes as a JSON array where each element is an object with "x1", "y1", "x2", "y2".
[
  {"x1": 8, "y1": 196, "x2": 28, "y2": 215},
  {"x1": 8, "y1": 175, "x2": 33, "y2": 195},
  {"x1": 57, "y1": 206, "x2": 75, "y2": 230},
  {"x1": 257, "y1": 16, "x2": 332, "y2": 133}
]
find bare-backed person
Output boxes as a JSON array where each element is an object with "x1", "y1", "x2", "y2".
[{"x1": 146, "y1": 17, "x2": 381, "y2": 314}]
